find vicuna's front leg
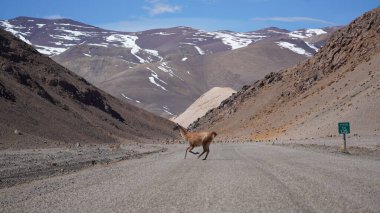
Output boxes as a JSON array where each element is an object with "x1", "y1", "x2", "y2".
[
  {"x1": 203, "y1": 149, "x2": 210, "y2": 160},
  {"x1": 198, "y1": 150, "x2": 206, "y2": 159},
  {"x1": 185, "y1": 146, "x2": 191, "y2": 159},
  {"x1": 185, "y1": 146, "x2": 199, "y2": 159},
  {"x1": 198, "y1": 145, "x2": 210, "y2": 160},
  {"x1": 189, "y1": 147, "x2": 199, "y2": 155}
]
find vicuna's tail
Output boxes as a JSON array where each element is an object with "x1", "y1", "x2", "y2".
[{"x1": 211, "y1": 132, "x2": 217, "y2": 138}]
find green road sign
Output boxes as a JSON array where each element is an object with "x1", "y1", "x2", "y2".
[{"x1": 338, "y1": 122, "x2": 350, "y2": 134}]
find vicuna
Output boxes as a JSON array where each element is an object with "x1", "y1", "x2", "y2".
[{"x1": 173, "y1": 123, "x2": 217, "y2": 160}]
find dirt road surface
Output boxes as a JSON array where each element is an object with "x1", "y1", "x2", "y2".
[{"x1": 1, "y1": 143, "x2": 379, "y2": 212}]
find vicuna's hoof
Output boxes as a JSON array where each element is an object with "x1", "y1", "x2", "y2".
[{"x1": 202, "y1": 158, "x2": 207, "y2": 160}]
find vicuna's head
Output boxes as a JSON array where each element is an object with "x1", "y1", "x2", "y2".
[{"x1": 173, "y1": 123, "x2": 180, "y2": 131}]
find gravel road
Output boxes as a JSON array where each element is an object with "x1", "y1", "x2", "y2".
[{"x1": 1, "y1": 143, "x2": 379, "y2": 212}]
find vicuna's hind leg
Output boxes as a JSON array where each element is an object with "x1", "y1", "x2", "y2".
[{"x1": 198, "y1": 145, "x2": 209, "y2": 160}]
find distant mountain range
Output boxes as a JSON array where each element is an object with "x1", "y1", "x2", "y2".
[
  {"x1": 0, "y1": 17, "x2": 340, "y2": 117},
  {"x1": 0, "y1": 28, "x2": 177, "y2": 149}
]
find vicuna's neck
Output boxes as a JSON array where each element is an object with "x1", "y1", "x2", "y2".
[{"x1": 178, "y1": 126, "x2": 188, "y2": 139}]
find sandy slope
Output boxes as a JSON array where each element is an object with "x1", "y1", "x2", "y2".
[{"x1": 172, "y1": 87, "x2": 235, "y2": 127}]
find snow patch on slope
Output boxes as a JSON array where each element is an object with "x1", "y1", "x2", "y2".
[
  {"x1": 147, "y1": 68, "x2": 168, "y2": 91},
  {"x1": 288, "y1": 31, "x2": 307, "y2": 39},
  {"x1": 106, "y1": 34, "x2": 146, "y2": 63},
  {"x1": 36, "y1": 24, "x2": 45, "y2": 28},
  {"x1": 121, "y1": 93, "x2": 141, "y2": 103},
  {"x1": 179, "y1": 42, "x2": 205, "y2": 55},
  {"x1": 199, "y1": 31, "x2": 266, "y2": 50},
  {"x1": 59, "y1": 29, "x2": 92, "y2": 37},
  {"x1": 55, "y1": 23, "x2": 96, "y2": 29},
  {"x1": 288, "y1": 28, "x2": 327, "y2": 39},
  {"x1": 276, "y1": 42, "x2": 311, "y2": 57},
  {"x1": 145, "y1": 49, "x2": 163, "y2": 61},
  {"x1": 34, "y1": 45, "x2": 67, "y2": 56},
  {"x1": 149, "y1": 77, "x2": 167, "y2": 91},
  {"x1": 157, "y1": 62, "x2": 184, "y2": 81},
  {"x1": 87, "y1": 43, "x2": 108, "y2": 47},
  {"x1": 194, "y1": 46, "x2": 205, "y2": 55},
  {"x1": 50, "y1": 34, "x2": 81, "y2": 41},
  {"x1": 152, "y1": 32, "x2": 175, "y2": 35},
  {"x1": 209, "y1": 32, "x2": 251, "y2": 50},
  {"x1": 106, "y1": 34, "x2": 162, "y2": 63},
  {"x1": 305, "y1": 41, "x2": 319, "y2": 52},
  {"x1": 305, "y1": 29, "x2": 327, "y2": 36},
  {"x1": 0, "y1": 21, "x2": 32, "y2": 45},
  {"x1": 163, "y1": 106, "x2": 174, "y2": 116}
]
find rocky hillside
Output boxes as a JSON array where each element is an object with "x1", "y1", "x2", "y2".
[
  {"x1": 190, "y1": 7, "x2": 380, "y2": 141},
  {"x1": 0, "y1": 17, "x2": 339, "y2": 117},
  {"x1": 0, "y1": 28, "x2": 178, "y2": 149}
]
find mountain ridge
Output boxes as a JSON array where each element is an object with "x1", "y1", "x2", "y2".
[
  {"x1": 0, "y1": 16, "x2": 339, "y2": 117},
  {"x1": 189, "y1": 7, "x2": 380, "y2": 140},
  {"x1": 0, "y1": 28, "x2": 178, "y2": 149}
]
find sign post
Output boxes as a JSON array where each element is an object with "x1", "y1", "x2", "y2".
[{"x1": 338, "y1": 122, "x2": 350, "y2": 153}]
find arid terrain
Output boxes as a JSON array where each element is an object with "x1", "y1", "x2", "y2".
[
  {"x1": 0, "y1": 28, "x2": 178, "y2": 150},
  {"x1": 1, "y1": 4, "x2": 379, "y2": 213},
  {"x1": 0, "y1": 143, "x2": 168, "y2": 189},
  {"x1": 0, "y1": 27, "x2": 182, "y2": 191},
  {"x1": 191, "y1": 7, "x2": 380, "y2": 142},
  {"x1": 0, "y1": 17, "x2": 339, "y2": 117}
]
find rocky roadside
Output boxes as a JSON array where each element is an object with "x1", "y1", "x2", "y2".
[
  {"x1": 268, "y1": 136, "x2": 380, "y2": 160},
  {"x1": 0, "y1": 144, "x2": 166, "y2": 189},
  {"x1": 196, "y1": 136, "x2": 380, "y2": 160}
]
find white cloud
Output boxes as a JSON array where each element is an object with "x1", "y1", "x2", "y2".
[
  {"x1": 144, "y1": 0, "x2": 182, "y2": 16},
  {"x1": 252, "y1": 17, "x2": 336, "y2": 25},
  {"x1": 44, "y1": 14, "x2": 66, "y2": 20}
]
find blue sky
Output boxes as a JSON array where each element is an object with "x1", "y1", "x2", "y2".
[{"x1": 1, "y1": 0, "x2": 379, "y2": 32}]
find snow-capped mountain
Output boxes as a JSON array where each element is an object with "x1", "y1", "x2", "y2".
[
  {"x1": 0, "y1": 27, "x2": 178, "y2": 147},
  {"x1": 0, "y1": 17, "x2": 334, "y2": 58},
  {"x1": 0, "y1": 16, "x2": 340, "y2": 117}
]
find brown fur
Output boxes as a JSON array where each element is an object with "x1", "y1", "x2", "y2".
[{"x1": 173, "y1": 124, "x2": 217, "y2": 160}]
